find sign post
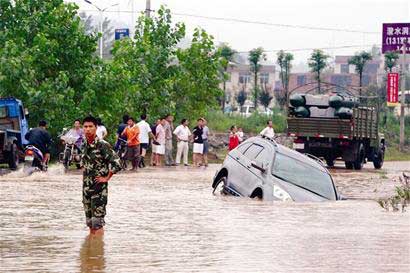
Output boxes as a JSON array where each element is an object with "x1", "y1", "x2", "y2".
[
  {"x1": 387, "y1": 73, "x2": 399, "y2": 106},
  {"x1": 115, "y1": 29, "x2": 130, "y2": 40},
  {"x1": 382, "y1": 23, "x2": 409, "y2": 152}
]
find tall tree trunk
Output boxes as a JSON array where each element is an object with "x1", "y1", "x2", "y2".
[
  {"x1": 254, "y1": 71, "x2": 258, "y2": 108},
  {"x1": 222, "y1": 80, "x2": 226, "y2": 112},
  {"x1": 359, "y1": 71, "x2": 363, "y2": 96}
]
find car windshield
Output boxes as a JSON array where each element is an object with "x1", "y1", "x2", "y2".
[{"x1": 272, "y1": 153, "x2": 336, "y2": 200}]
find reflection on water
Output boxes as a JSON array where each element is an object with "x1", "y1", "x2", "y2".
[
  {"x1": 80, "y1": 235, "x2": 105, "y2": 273},
  {"x1": 0, "y1": 162, "x2": 409, "y2": 272}
]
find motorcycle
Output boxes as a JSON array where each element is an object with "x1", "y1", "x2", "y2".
[
  {"x1": 117, "y1": 138, "x2": 128, "y2": 170},
  {"x1": 24, "y1": 145, "x2": 47, "y2": 174},
  {"x1": 59, "y1": 135, "x2": 82, "y2": 171}
]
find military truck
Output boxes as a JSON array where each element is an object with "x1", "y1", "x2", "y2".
[
  {"x1": 287, "y1": 83, "x2": 385, "y2": 170},
  {"x1": 0, "y1": 98, "x2": 30, "y2": 169}
]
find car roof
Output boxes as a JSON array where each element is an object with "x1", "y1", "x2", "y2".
[{"x1": 247, "y1": 136, "x2": 328, "y2": 173}]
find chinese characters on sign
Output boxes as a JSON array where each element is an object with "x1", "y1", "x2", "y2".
[
  {"x1": 382, "y1": 23, "x2": 410, "y2": 53},
  {"x1": 115, "y1": 29, "x2": 130, "y2": 40},
  {"x1": 387, "y1": 73, "x2": 399, "y2": 106}
]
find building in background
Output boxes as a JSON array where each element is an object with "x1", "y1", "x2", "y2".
[{"x1": 222, "y1": 53, "x2": 276, "y2": 109}]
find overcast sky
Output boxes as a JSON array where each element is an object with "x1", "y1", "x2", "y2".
[{"x1": 69, "y1": 0, "x2": 410, "y2": 66}]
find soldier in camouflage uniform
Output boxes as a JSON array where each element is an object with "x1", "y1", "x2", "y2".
[{"x1": 81, "y1": 116, "x2": 122, "y2": 234}]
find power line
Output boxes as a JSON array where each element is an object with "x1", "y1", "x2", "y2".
[
  {"x1": 77, "y1": 9, "x2": 379, "y2": 34},
  {"x1": 171, "y1": 12, "x2": 379, "y2": 35}
]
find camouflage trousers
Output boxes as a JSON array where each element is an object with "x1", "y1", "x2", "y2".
[{"x1": 82, "y1": 176, "x2": 108, "y2": 230}]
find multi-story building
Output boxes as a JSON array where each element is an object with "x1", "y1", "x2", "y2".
[{"x1": 221, "y1": 54, "x2": 276, "y2": 108}]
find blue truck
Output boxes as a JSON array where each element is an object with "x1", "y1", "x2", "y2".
[{"x1": 0, "y1": 98, "x2": 30, "y2": 169}]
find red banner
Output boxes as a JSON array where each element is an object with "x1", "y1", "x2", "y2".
[{"x1": 387, "y1": 73, "x2": 399, "y2": 106}]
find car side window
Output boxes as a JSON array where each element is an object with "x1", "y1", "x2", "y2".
[
  {"x1": 255, "y1": 148, "x2": 272, "y2": 165},
  {"x1": 243, "y1": 144, "x2": 263, "y2": 160},
  {"x1": 237, "y1": 142, "x2": 251, "y2": 154}
]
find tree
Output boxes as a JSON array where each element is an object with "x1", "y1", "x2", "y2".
[
  {"x1": 308, "y1": 49, "x2": 329, "y2": 94},
  {"x1": 111, "y1": 6, "x2": 186, "y2": 117},
  {"x1": 173, "y1": 28, "x2": 222, "y2": 119},
  {"x1": 0, "y1": 0, "x2": 98, "y2": 135},
  {"x1": 277, "y1": 50, "x2": 294, "y2": 110},
  {"x1": 348, "y1": 51, "x2": 372, "y2": 95},
  {"x1": 236, "y1": 90, "x2": 247, "y2": 109},
  {"x1": 248, "y1": 47, "x2": 266, "y2": 108},
  {"x1": 384, "y1": 51, "x2": 400, "y2": 72},
  {"x1": 259, "y1": 90, "x2": 273, "y2": 110},
  {"x1": 218, "y1": 44, "x2": 236, "y2": 111}
]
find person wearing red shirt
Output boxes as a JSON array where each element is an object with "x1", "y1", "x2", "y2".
[{"x1": 228, "y1": 125, "x2": 239, "y2": 151}]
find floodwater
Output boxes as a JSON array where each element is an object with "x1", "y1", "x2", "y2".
[{"x1": 0, "y1": 162, "x2": 409, "y2": 273}]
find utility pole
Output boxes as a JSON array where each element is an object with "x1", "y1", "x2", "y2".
[
  {"x1": 399, "y1": 43, "x2": 407, "y2": 152},
  {"x1": 84, "y1": 1, "x2": 118, "y2": 59},
  {"x1": 145, "y1": 0, "x2": 151, "y2": 17},
  {"x1": 99, "y1": 9, "x2": 103, "y2": 59}
]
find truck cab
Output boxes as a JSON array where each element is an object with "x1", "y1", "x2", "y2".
[{"x1": 0, "y1": 98, "x2": 29, "y2": 169}]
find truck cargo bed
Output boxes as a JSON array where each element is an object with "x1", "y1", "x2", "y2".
[{"x1": 287, "y1": 107, "x2": 378, "y2": 139}]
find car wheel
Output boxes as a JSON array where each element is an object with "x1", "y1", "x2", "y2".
[
  {"x1": 250, "y1": 188, "x2": 263, "y2": 200},
  {"x1": 212, "y1": 176, "x2": 227, "y2": 195},
  {"x1": 325, "y1": 157, "x2": 335, "y2": 167}
]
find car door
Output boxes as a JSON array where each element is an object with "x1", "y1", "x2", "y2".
[
  {"x1": 237, "y1": 143, "x2": 266, "y2": 196},
  {"x1": 225, "y1": 142, "x2": 252, "y2": 194}
]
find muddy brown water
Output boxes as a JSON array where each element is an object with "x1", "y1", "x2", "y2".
[{"x1": 0, "y1": 162, "x2": 409, "y2": 273}]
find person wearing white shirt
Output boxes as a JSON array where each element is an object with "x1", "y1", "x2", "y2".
[
  {"x1": 96, "y1": 118, "x2": 107, "y2": 139},
  {"x1": 260, "y1": 120, "x2": 275, "y2": 138},
  {"x1": 173, "y1": 119, "x2": 192, "y2": 166},
  {"x1": 137, "y1": 114, "x2": 155, "y2": 168}
]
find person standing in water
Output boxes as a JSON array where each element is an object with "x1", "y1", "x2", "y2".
[{"x1": 81, "y1": 116, "x2": 122, "y2": 235}]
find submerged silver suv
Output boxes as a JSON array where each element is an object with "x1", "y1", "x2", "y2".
[{"x1": 212, "y1": 136, "x2": 341, "y2": 201}]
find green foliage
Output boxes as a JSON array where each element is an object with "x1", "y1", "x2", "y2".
[
  {"x1": 348, "y1": 51, "x2": 372, "y2": 89},
  {"x1": 206, "y1": 110, "x2": 286, "y2": 134},
  {"x1": 218, "y1": 43, "x2": 236, "y2": 111},
  {"x1": 259, "y1": 90, "x2": 273, "y2": 109},
  {"x1": 0, "y1": 0, "x2": 98, "y2": 135},
  {"x1": 174, "y1": 28, "x2": 222, "y2": 119},
  {"x1": 236, "y1": 90, "x2": 247, "y2": 107},
  {"x1": 248, "y1": 47, "x2": 266, "y2": 108},
  {"x1": 384, "y1": 51, "x2": 400, "y2": 72},
  {"x1": 276, "y1": 50, "x2": 294, "y2": 109},
  {"x1": 378, "y1": 173, "x2": 410, "y2": 212},
  {"x1": 308, "y1": 49, "x2": 329, "y2": 93},
  {"x1": 0, "y1": 2, "x2": 223, "y2": 149}
]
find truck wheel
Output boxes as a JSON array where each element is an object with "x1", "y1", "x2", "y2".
[
  {"x1": 373, "y1": 149, "x2": 384, "y2": 169},
  {"x1": 345, "y1": 161, "x2": 354, "y2": 169},
  {"x1": 325, "y1": 157, "x2": 335, "y2": 167},
  {"x1": 8, "y1": 143, "x2": 19, "y2": 170},
  {"x1": 353, "y1": 144, "x2": 365, "y2": 170}
]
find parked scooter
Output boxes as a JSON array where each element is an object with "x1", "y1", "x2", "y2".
[
  {"x1": 59, "y1": 135, "x2": 82, "y2": 171},
  {"x1": 24, "y1": 145, "x2": 47, "y2": 174}
]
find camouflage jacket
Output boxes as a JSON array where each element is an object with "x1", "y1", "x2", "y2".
[{"x1": 81, "y1": 138, "x2": 122, "y2": 178}]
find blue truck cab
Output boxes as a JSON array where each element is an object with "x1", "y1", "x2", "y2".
[{"x1": 0, "y1": 97, "x2": 29, "y2": 169}]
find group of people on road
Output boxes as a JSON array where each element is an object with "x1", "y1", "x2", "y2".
[{"x1": 112, "y1": 114, "x2": 211, "y2": 169}]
